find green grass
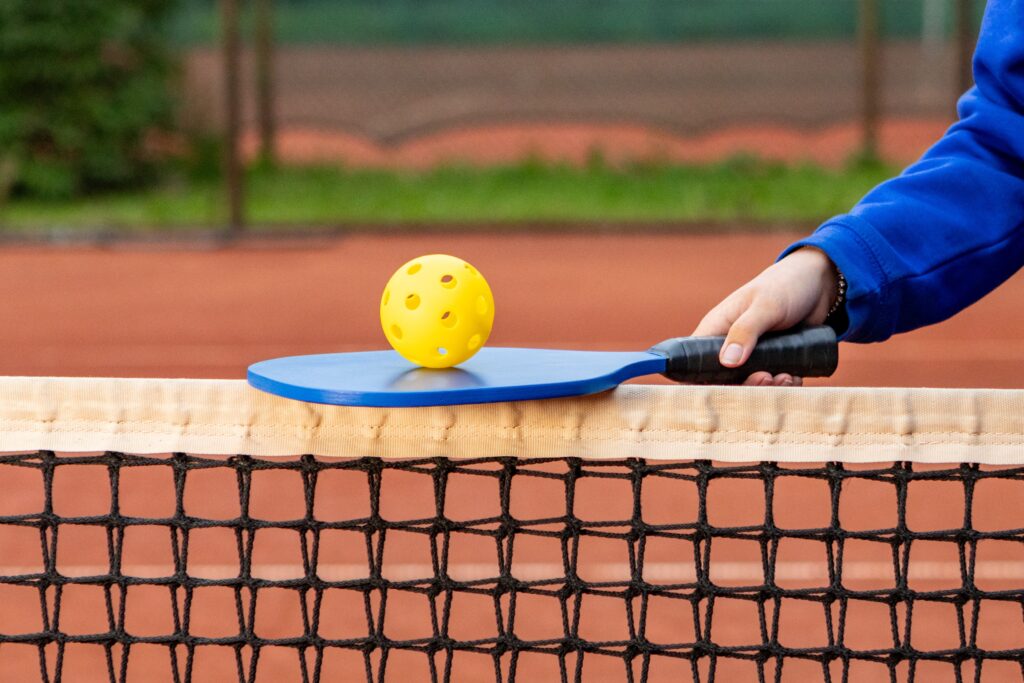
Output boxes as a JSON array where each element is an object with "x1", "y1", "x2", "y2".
[{"x1": 0, "y1": 158, "x2": 897, "y2": 234}]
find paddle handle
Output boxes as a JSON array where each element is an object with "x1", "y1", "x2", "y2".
[{"x1": 648, "y1": 325, "x2": 838, "y2": 384}]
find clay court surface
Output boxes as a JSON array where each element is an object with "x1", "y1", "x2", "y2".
[
  {"x1": 0, "y1": 231, "x2": 1019, "y2": 386},
  {"x1": 1, "y1": 232, "x2": 1022, "y2": 682}
]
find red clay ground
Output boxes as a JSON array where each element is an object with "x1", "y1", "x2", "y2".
[
  {"x1": 1, "y1": 233, "x2": 1022, "y2": 682},
  {"x1": 0, "y1": 232, "x2": 1019, "y2": 386},
  {"x1": 238, "y1": 118, "x2": 950, "y2": 170}
]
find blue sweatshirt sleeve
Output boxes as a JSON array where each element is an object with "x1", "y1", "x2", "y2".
[{"x1": 781, "y1": 0, "x2": 1024, "y2": 343}]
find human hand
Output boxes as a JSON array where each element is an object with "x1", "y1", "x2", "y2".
[{"x1": 693, "y1": 247, "x2": 840, "y2": 386}]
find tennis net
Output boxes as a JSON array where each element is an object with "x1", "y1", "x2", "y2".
[{"x1": 0, "y1": 378, "x2": 1022, "y2": 682}]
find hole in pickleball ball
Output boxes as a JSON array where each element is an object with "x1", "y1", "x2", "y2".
[
  {"x1": 438, "y1": 347, "x2": 448, "y2": 356},
  {"x1": 382, "y1": 290, "x2": 390, "y2": 306},
  {"x1": 405, "y1": 293, "x2": 420, "y2": 310},
  {"x1": 464, "y1": 264, "x2": 476, "y2": 275},
  {"x1": 390, "y1": 324, "x2": 403, "y2": 340},
  {"x1": 407, "y1": 263, "x2": 422, "y2": 275},
  {"x1": 476, "y1": 296, "x2": 488, "y2": 316},
  {"x1": 441, "y1": 311, "x2": 457, "y2": 328},
  {"x1": 468, "y1": 334, "x2": 481, "y2": 351},
  {"x1": 440, "y1": 274, "x2": 456, "y2": 289}
]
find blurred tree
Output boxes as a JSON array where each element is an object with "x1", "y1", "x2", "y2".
[{"x1": 0, "y1": 0, "x2": 178, "y2": 199}]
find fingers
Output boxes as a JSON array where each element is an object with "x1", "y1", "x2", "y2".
[
  {"x1": 742, "y1": 373, "x2": 803, "y2": 387},
  {"x1": 742, "y1": 372, "x2": 773, "y2": 386},
  {"x1": 692, "y1": 294, "x2": 746, "y2": 338},
  {"x1": 719, "y1": 301, "x2": 782, "y2": 367}
]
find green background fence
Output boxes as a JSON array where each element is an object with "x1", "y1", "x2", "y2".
[{"x1": 172, "y1": 0, "x2": 984, "y2": 45}]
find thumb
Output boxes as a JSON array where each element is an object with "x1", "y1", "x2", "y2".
[{"x1": 719, "y1": 303, "x2": 782, "y2": 367}]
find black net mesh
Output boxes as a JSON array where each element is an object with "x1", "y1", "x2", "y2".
[{"x1": 1, "y1": 452, "x2": 1022, "y2": 682}]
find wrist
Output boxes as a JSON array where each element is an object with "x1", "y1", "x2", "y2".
[
  {"x1": 805, "y1": 248, "x2": 847, "y2": 328},
  {"x1": 790, "y1": 247, "x2": 842, "y2": 320}
]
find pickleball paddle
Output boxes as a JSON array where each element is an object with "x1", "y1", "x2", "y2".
[{"x1": 247, "y1": 326, "x2": 838, "y2": 407}]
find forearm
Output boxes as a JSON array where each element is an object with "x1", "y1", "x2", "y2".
[{"x1": 782, "y1": 0, "x2": 1024, "y2": 343}]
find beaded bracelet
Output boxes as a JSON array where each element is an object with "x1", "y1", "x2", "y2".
[{"x1": 826, "y1": 270, "x2": 848, "y2": 321}]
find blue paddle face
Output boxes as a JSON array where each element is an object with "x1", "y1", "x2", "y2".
[{"x1": 248, "y1": 348, "x2": 667, "y2": 407}]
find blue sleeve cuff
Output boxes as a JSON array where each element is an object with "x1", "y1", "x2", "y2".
[{"x1": 778, "y1": 216, "x2": 900, "y2": 343}]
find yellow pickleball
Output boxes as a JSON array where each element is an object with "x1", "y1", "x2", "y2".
[{"x1": 380, "y1": 254, "x2": 495, "y2": 368}]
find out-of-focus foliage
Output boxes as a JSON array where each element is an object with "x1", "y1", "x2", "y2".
[{"x1": 0, "y1": 0, "x2": 179, "y2": 199}]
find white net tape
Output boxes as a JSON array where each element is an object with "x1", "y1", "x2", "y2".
[{"x1": 1, "y1": 377, "x2": 1022, "y2": 463}]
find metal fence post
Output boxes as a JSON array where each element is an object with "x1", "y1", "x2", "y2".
[
  {"x1": 954, "y1": 0, "x2": 975, "y2": 101},
  {"x1": 858, "y1": 0, "x2": 881, "y2": 160},
  {"x1": 255, "y1": 0, "x2": 277, "y2": 166},
  {"x1": 221, "y1": 0, "x2": 246, "y2": 234}
]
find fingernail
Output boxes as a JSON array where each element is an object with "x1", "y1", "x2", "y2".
[
  {"x1": 721, "y1": 343, "x2": 743, "y2": 366},
  {"x1": 782, "y1": 378, "x2": 794, "y2": 387}
]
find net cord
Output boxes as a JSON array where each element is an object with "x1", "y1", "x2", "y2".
[{"x1": 0, "y1": 377, "x2": 1023, "y2": 463}]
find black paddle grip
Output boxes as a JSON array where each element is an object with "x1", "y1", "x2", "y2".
[{"x1": 648, "y1": 325, "x2": 838, "y2": 385}]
